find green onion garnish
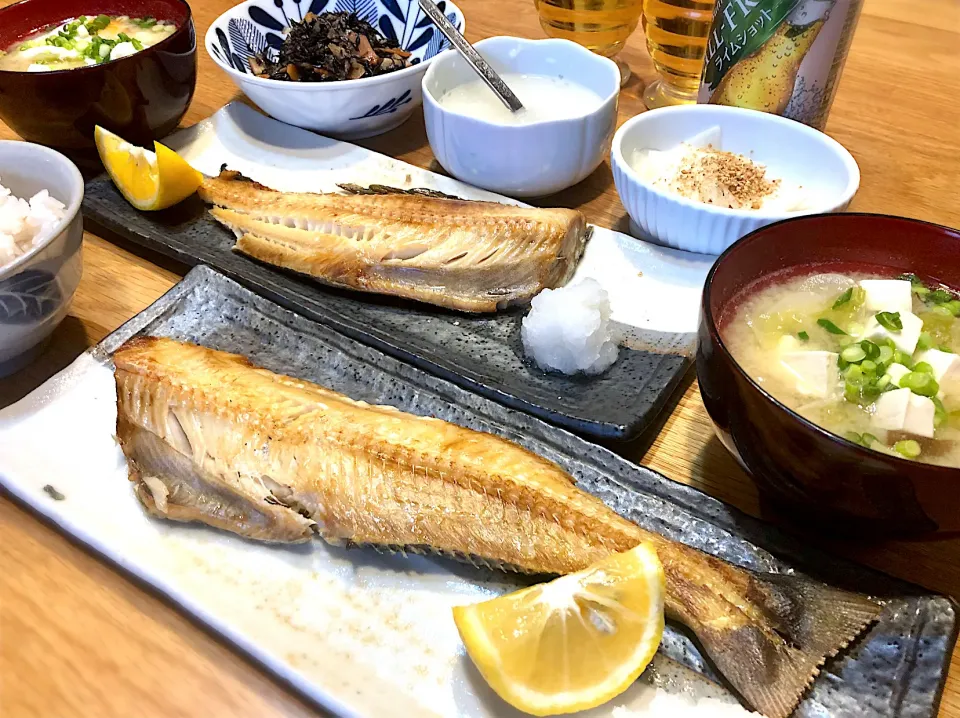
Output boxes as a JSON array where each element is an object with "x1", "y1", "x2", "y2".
[
  {"x1": 832, "y1": 287, "x2": 853, "y2": 309},
  {"x1": 931, "y1": 305, "x2": 954, "y2": 318},
  {"x1": 860, "y1": 340, "x2": 880, "y2": 360},
  {"x1": 917, "y1": 332, "x2": 933, "y2": 350},
  {"x1": 899, "y1": 371, "x2": 939, "y2": 397},
  {"x1": 913, "y1": 361, "x2": 935, "y2": 375},
  {"x1": 894, "y1": 439, "x2": 921, "y2": 459},
  {"x1": 797, "y1": 331, "x2": 809, "y2": 342},
  {"x1": 817, "y1": 318, "x2": 846, "y2": 335},
  {"x1": 947, "y1": 300, "x2": 960, "y2": 317},
  {"x1": 136, "y1": 16, "x2": 157, "y2": 28},
  {"x1": 927, "y1": 289, "x2": 954, "y2": 304},
  {"x1": 861, "y1": 359, "x2": 878, "y2": 374},
  {"x1": 934, "y1": 397, "x2": 947, "y2": 428},
  {"x1": 875, "y1": 311, "x2": 902, "y2": 331},
  {"x1": 862, "y1": 433, "x2": 878, "y2": 446},
  {"x1": 877, "y1": 345, "x2": 894, "y2": 366},
  {"x1": 841, "y1": 345, "x2": 866, "y2": 363}
]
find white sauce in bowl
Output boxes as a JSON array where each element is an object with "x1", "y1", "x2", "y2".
[{"x1": 438, "y1": 73, "x2": 603, "y2": 124}]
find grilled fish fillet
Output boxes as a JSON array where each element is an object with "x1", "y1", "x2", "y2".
[
  {"x1": 114, "y1": 337, "x2": 881, "y2": 718},
  {"x1": 197, "y1": 171, "x2": 588, "y2": 313}
]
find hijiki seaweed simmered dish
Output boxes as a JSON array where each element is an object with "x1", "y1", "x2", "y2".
[
  {"x1": 0, "y1": 15, "x2": 176, "y2": 72},
  {"x1": 725, "y1": 272, "x2": 960, "y2": 467},
  {"x1": 248, "y1": 11, "x2": 414, "y2": 82}
]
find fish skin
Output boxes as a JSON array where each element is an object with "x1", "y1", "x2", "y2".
[
  {"x1": 113, "y1": 337, "x2": 882, "y2": 718},
  {"x1": 197, "y1": 170, "x2": 589, "y2": 313}
]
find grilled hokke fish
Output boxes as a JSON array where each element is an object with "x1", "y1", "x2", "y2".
[
  {"x1": 198, "y1": 170, "x2": 589, "y2": 313},
  {"x1": 114, "y1": 337, "x2": 881, "y2": 718}
]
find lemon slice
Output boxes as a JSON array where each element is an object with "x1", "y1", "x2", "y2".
[
  {"x1": 453, "y1": 543, "x2": 665, "y2": 716},
  {"x1": 94, "y1": 126, "x2": 202, "y2": 211}
]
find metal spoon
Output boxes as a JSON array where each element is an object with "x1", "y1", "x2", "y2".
[{"x1": 417, "y1": 0, "x2": 524, "y2": 112}]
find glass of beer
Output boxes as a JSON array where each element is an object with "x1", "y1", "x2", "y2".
[
  {"x1": 534, "y1": 0, "x2": 645, "y2": 85},
  {"x1": 641, "y1": 0, "x2": 716, "y2": 108}
]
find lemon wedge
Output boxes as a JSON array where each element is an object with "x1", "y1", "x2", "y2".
[
  {"x1": 453, "y1": 543, "x2": 665, "y2": 716},
  {"x1": 94, "y1": 125, "x2": 202, "y2": 211}
]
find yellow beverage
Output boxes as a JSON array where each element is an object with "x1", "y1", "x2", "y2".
[
  {"x1": 641, "y1": 0, "x2": 717, "y2": 107},
  {"x1": 534, "y1": 0, "x2": 645, "y2": 58}
]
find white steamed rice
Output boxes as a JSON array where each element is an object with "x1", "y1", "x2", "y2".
[
  {"x1": 0, "y1": 176, "x2": 67, "y2": 268},
  {"x1": 521, "y1": 278, "x2": 620, "y2": 375}
]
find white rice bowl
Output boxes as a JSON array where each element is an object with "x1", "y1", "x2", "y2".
[{"x1": 0, "y1": 176, "x2": 67, "y2": 268}]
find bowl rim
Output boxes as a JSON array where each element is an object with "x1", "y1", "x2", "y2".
[
  {"x1": 0, "y1": 0, "x2": 195, "y2": 77},
  {"x1": 204, "y1": 0, "x2": 465, "y2": 92},
  {"x1": 701, "y1": 211, "x2": 960, "y2": 475},
  {"x1": 421, "y1": 35, "x2": 621, "y2": 129},
  {"x1": 0, "y1": 140, "x2": 84, "y2": 281},
  {"x1": 611, "y1": 104, "x2": 861, "y2": 221}
]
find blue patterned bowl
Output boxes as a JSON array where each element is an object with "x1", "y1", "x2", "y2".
[
  {"x1": 0, "y1": 141, "x2": 83, "y2": 377},
  {"x1": 206, "y1": 0, "x2": 464, "y2": 139}
]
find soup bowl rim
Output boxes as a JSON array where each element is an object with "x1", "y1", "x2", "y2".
[
  {"x1": 702, "y1": 211, "x2": 960, "y2": 476},
  {"x1": 0, "y1": 0, "x2": 194, "y2": 77}
]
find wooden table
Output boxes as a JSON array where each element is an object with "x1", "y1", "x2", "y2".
[{"x1": 1, "y1": 0, "x2": 958, "y2": 715}]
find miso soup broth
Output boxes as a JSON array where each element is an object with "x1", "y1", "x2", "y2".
[
  {"x1": 0, "y1": 15, "x2": 176, "y2": 72},
  {"x1": 723, "y1": 269, "x2": 960, "y2": 468}
]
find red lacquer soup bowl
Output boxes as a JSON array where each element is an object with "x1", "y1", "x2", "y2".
[
  {"x1": 697, "y1": 213, "x2": 960, "y2": 534},
  {"x1": 0, "y1": 0, "x2": 196, "y2": 168}
]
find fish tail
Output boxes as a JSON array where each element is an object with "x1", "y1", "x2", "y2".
[{"x1": 680, "y1": 567, "x2": 882, "y2": 718}]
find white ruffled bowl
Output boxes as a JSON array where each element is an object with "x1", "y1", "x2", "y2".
[
  {"x1": 611, "y1": 105, "x2": 860, "y2": 255},
  {"x1": 206, "y1": 0, "x2": 464, "y2": 139},
  {"x1": 422, "y1": 37, "x2": 620, "y2": 198}
]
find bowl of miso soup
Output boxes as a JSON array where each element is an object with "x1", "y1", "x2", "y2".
[
  {"x1": 698, "y1": 213, "x2": 960, "y2": 534},
  {"x1": 0, "y1": 0, "x2": 196, "y2": 168}
]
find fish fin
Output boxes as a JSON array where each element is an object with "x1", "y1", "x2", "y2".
[
  {"x1": 695, "y1": 570, "x2": 882, "y2": 718},
  {"x1": 337, "y1": 183, "x2": 464, "y2": 200}
]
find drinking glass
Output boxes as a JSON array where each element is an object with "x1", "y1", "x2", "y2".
[
  {"x1": 534, "y1": 0, "x2": 645, "y2": 85},
  {"x1": 641, "y1": 0, "x2": 716, "y2": 108}
]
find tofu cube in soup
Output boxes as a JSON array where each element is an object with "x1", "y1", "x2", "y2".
[
  {"x1": 860, "y1": 279, "x2": 914, "y2": 315},
  {"x1": 862, "y1": 311, "x2": 924, "y2": 354}
]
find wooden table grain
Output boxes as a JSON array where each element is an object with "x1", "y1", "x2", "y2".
[{"x1": 1, "y1": 1, "x2": 959, "y2": 716}]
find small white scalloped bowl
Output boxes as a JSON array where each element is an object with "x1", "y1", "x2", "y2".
[
  {"x1": 611, "y1": 105, "x2": 860, "y2": 255},
  {"x1": 422, "y1": 36, "x2": 620, "y2": 198}
]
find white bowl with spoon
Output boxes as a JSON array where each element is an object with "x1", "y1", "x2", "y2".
[
  {"x1": 611, "y1": 104, "x2": 860, "y2": 255},
  {"x1": 422, "y1": 36, "x2": 620, "y2": 198}
]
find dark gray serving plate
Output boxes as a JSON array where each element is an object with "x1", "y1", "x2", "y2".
[
  {"x1": 82, "y1": 176, "x2": 693, "y2": 441},
  {"x1": 92, "y1": 265, "x2": 954, "y2": 718}
]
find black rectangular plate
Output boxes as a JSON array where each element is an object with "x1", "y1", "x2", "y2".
[
  {"x1": 82, "y1": 176, "x2": 693, "y2": 441},
  {"x1": 92, "y1": 265, "x2": 955, "y2": 718}
]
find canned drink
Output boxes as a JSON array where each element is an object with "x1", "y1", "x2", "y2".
[{"x1": 697, "y1": 0, "x2": 864, "y2": 130}]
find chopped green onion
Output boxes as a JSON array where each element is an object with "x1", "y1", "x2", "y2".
[
  {"x1": 832, "y1": 287, "x2": 853, "y2": 309},
  {"x1": 860, "y1": 382, "x2": 882, "y2": 401},
  {"x1": 845, "y1": 431, "x2": 863, "y2": 445},
  {"x1": 947, "y1": 300, "x2": 960, "y2": 317},
  {"x1": 877, "y1": 345, "x2": 894, "y2": 366},
  {"x1": 913, "y1": 361, "x2": 935, "y2": 375},
  {"x1": 939, "y1": 345, "x2": 955, "y2": 354},
  {"x1": 898, "y1": 272, "x2": 922, "y2": 285},
  {"x1": 841, "y1": 345, "x2": 866, "y2": 363},
  {"x1": 131, "y1": 37, "x2": 144, "y2": 51},
  {"x1": 136, "y1": 16, "x2": 157, "y2": 28},
  {"x1": 844, "y1": 364, "x2": 864, "y2": 384},
  {"x1": 797, "y1": 331, "x2": 809, "y2": 342},
  {"x1": 875, "y1": 311, "x2": 902, "y2": 331},
  {"x1": 893, "y1": 350, "x2": 914, "y2": 368},
  {"x1": 862, "y1": 433, "x2": 879, "y2": 446},
  {"x1": 817, "y1": 318, "x2": 846, "y2": 335},
  {"x1": 927, "y1": 289, "x2": 955, "y2": 304},
  {"x1": 877, "y1": 374, "x2": 892, "y2": 390},
  {"x1": 894, "y1": 440, "x2": 921, "y2": 459},
  {"x1": 917, "y1": 332, "x2": 934, "y2": 350},
  {"x1": 860, "y1": 340, "x2": 881, "y2": 360},
  {"x1": 931, "y1": 305, "x2": 954, "y2": 318},
  {"x1": 899, "y1": 371, "x2": 940, "y2": 397},
  {"x1": 844, "y1": 383, "x2": 862, "y2": 403},
  {"x1": 86, "y1": 14, "x2": 111, "y2": 33},
  {"x1": 934, "y1": 397, "x2": 947, "y2": 428},
  {"x1": 861, "y1": 359, "x2": 878, "y2": 374}
]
